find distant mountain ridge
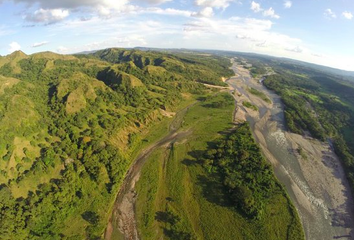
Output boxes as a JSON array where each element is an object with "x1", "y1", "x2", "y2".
[
  {"x1": 4, "y1": 47, "x2": 352, "y2": 79},
  {"x1": 134, "y1": 47, "x2": 354, "y2": 79}
]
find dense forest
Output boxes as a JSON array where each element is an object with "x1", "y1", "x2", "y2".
[
  {"x1": 203, "y1": 123, "x2": 297, "y2": 222},
  {"x1": 0, "y1": 49, "x2": 233, "y2": 239},
  {"x1": 236, "y1": 54, "x2": 354, "y2": 194}
]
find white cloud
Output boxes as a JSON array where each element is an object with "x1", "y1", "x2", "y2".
[
  {"x1": 25, "y1": 9, "x2": 69, "y2": 24},
  {"x1": 13, "y1": 0, "x2": 174, "y2": 22},
  {"x1": 117, "y1": 35, "x2": 148, "y2": 47},
  {"x1": 236, "y1": 34, "x2": 248, "y2": 39},
  {"x1": 49, "y1": 15, "x2": 180, "y2": 52},
  {"x1": 82, "y1": 35, "x2": 147, "y2": 51},
  {"x1": 342, "y1": 11, "x2": 353, "y2": 20},
  {"x1": 181, "y1": 16, "x2": 306, "y2": 60},
  {"x1": 324, "y1": 9, "x2": 336, "y2": 19},
  {"x1": 54, "y1": 34, "x2": 149, "y2": 54},
  {"x1": 177, "y1": 16, "x2": 354, "y2": 71},
  {"x1": 263, "y1": 7, "x2": 280, "y2": 19},
  {"x1": 256, "y1": 41, "x2": 267, "y2": 48},
  {"x1": 135, "y1": 0, "x2": 171, "y2": 4},
  {"x1": 32, "y1": 41, "x2": 49, "y2": 47},
  {"x1": 182, "y1": 17, "x2": 297, "y2": 46},
  {"x1": 9, "y1": 42, "x2": 21, "y2": 53},
  {"x1": 242, "y1": 18, "x2": 273, "y2": 31},
  {"x1": 145, "y1": 7, "x2": 193, "y2": 17},
  {"x1": 284, "y1": 1, "x2": 292, "y2": 9},
  {"x1": 97, "y1": 6, "x2": 111, "y2": 16},
  {"x1": 7, "y1": 0, "x2": 127, "y2": 9},
  {"x1": 195, "y1": 0, "x2": 233, "y2": 10},
  {"x1": 285, "y1": 45, "x2": 303, "y2": 53},
  {"x1": 192, "y1": 7, "x2": 214, "y2": 18},
  {"x1": 312, "y1": 53, "x2": 324, "y2": 58},
  {"x1": 57, "y1": 46, "x2": 68, "y2": 53},
  {"x1": 251, "y1": 2, "x2": 279, "y2": 19},
  {"x1": 6, "y1": 0, "x2": 169, "y2": 9},
  {"x1": 250, "y1": 1, "x2": 262, "y2": 13}
]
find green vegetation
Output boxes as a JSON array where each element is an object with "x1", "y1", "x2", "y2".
[
  {"x1": 203, "y1": 123, "x2": 282, "y2": 219},
  {"x1": 242, "y1": 101, "x2": 259, "y2": 111},
  {"x1": 249, "y1": 64, "x2": 267, "y2": 78},
  {"x1": 263, "y1": 75, "x2": 326, "y2": 140},
  {"x1": 297, "y1": 147, "x2": 308, "y2": 160},
  {"x1": 89, "y1": 48, "x2": 234, "y2": 87},
  {"x1": 136, "y1": 93, "x2": 304, "y2": 240},
  {"x1": 247, "y1": 87, "x2": 272, "y2": 103},
  {"x1": 0, "y1": 49, "x2": 232, "y2": 239}
]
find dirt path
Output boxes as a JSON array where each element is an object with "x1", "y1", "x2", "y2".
[
  {"x1": 104, "y1": 103, "x2": 196, "y2": 240},
  {"x1": 202, "y1": 83, "x2": 232, "y2": 90}
]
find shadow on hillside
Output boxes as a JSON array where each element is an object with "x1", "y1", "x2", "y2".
[
  {"x1": 155, "y1": 211, "x2": 195, "y2": 240},
  {"x1": 182, "y1": 147, "x2": 232, "y2": 208},
  {"x1": 181, "y1": 159, "x2": 200, "y2": 166},
  {"x1": 196, "y1": 175, "x2": 232, "y2": 208},
  {"x1": 186, "y1": 150, "x2": 204, "y2": 159},
  {"x1": 155, "y1": 211, "x2": 179, "y2": 225},
  {"x1": 81, "y1": 211, "x2": 99, "y2": 225}
]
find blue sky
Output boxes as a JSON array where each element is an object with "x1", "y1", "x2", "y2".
[{"x1": 0, "y1": 0, "x2": 353, "y2": 70}]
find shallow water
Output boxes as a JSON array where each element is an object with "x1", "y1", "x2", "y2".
[{"x1": 227, "y1": 64, "x2": 353, "y2": 240}]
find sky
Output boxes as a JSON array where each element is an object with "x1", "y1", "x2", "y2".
[{"x1": 0, "y1": 0, "x2": 353, "y2": 71}]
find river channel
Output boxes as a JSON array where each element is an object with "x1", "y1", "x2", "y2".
[{"x1": 227, "y1": 61, "x2": 354, "y2": 240}]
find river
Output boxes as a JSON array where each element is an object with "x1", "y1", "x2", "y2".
[{"x1": 227, "y1": 61, "x2": 354, "y2": 240}]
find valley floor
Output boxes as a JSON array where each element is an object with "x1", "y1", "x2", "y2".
[
  {"x1": 227, "y1": 61, "x2": 354, "y2": 239},
  {"x1": 132, "y1": 91, "x2": 303, "y2": 239},
  {"x1": 106, "y1": 59, "x2": 354, "y2": 240}
]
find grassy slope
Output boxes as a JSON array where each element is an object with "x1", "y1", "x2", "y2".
[
  {"x1": 0, "y1": 49, "x2": 235, "y2": 239},
  {"x1": 136, "y1": 93, "x2": 303, "y2": 240}
]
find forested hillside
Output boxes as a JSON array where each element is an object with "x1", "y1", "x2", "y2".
[{"x1": 0, "y1": 49, "x2": 232, "y2": 239}]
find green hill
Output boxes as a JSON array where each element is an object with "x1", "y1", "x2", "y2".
[{"x1": 0, "y1": 49, "x2": 233, "y2": 239}]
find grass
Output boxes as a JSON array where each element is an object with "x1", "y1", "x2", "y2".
[
  {"x1": 292, "y1": 90, "x2": 323, "y2": 104},
  {"x1": 297, "y1": 147, "x2": 308, "y2": 160},
  {"x1": 1, "y1": 95, "x2": 39, "y2": 130},
  {"x1": 10, "y1": 160, "x2": 64, "y2": 198},
  {"x1": 127, "y1": 95, "x2": 198, "y2": 159},
  {"x1": 135, "y1": 92, "x2": 303, "y2": 240},
  {"x1": 65, "y1": 88, "x2": 87, "y2": 114},
  {"x1": 247, "y1": 87, "x2": 272, "y2": 104},
  {"x1": 243, "y1": 101, "x2": 259, "y2": 111},
  {"x1": 121, "y1": 72, "x2": 144, "y2": 87},
  {"x1": 136, "y1": 92, "x2": 234, "y2": 239},
  {"x1": 0, "y1": 75, "x2": 20, "y2": 94}
]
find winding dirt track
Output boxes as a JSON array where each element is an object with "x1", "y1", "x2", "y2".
[{"x1": 104, "y1": 103, "x2": 196, "y2": 240}]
